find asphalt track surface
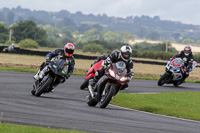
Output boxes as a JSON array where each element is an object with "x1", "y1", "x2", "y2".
[{"x1": 0, "y1": 71, "x2": 200, "y2": 133}]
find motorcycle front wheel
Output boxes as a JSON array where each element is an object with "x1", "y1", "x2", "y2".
[
  {"x1": 99, "y1": 85, "x2": 116, "y2": 108},
  {"x1": 87, "y1": 95, "x2": 98, "y2": 107},
  {"x1": 158, "y1": 72, "x2": 169, "y2": 86},
  {"x1": 35, "y1": 77, "x2": 53, "y2": 97}
]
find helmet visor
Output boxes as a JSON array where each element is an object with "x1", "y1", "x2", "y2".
[
  {"x1": 65, "y1": 48, "x2": 74, "y2": 54},
  {"x1": 122, "y1": 52, "x2": 131, "y2": 59},
  {"x1": 184, "y1": 50, "x2": 190, "y2": 54}
]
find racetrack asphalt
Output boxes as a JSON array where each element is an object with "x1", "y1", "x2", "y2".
[{"x1": 0, "y1": 71, "x2": 200, "y2": 133}]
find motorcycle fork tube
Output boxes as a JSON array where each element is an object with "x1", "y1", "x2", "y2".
[
  {"x1": 88, "y1": 79, "x2": 95, "y2": 97},
  {"x1": 97, "y1": 76, "x2": 109, "y2": 96},
  {"x1": 102, "y1": 80, "x2": 110, "y2": 96},
  {"x1": 88, "y1": 85, "x2": 95, "y2": 98}
]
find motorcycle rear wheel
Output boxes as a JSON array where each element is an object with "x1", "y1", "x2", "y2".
[
  {"x1": 35, "y1": 78, "x2": 52, "y2": 97},
  {"x1": 99, "y1": 85, "x2": 116, "y2": 108},
  {"x1": 173, "y1": 81, "x2": 182, "y2": 87}
]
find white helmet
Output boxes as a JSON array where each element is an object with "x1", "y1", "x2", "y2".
[{"x1": 120, "y1": 45, "x2": 132, "y2": 61}]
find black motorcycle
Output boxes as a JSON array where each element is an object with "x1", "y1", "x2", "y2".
[
  {"x1": 87, "y1": 61, "x2": 134, "y2": 108},
  {"x1": 31, "y1": 59, "x2": 68, "y2": 97}
]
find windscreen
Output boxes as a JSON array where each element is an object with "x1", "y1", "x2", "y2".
[
  {"x1": 174, "y1": 58, "x2": 184, "y2": 65},
  {"x1": 115, "y1": 61, "x2": 126, "y2": 72}
]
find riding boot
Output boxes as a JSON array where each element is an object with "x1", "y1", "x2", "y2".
[
  {"x1": 33, "y1": 70, "x2": 40, "y2": 80},
  {"x1": 39, "y1": 66, "x2": 49, "y2": 79}
]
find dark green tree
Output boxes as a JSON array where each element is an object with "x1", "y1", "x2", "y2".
[
  {"x1": 12, "y1": 20, "x2": 48, "y2": 46},
  {"x1": 0, "y1": 23, "x2": 9, "y2": 43},
  {"x1": 61, "y1": 27, "x2": 73, "y2": 38},
  {"x1": 147, "y1": 31, "x2": 160, "y2": 40}
]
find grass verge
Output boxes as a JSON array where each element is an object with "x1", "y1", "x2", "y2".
[
  {"x1": 0, "y1": 122, "x2": 85, "y2": 133},
  {"x1": 1, "y1": 67, "x2": 200, "y2": 83},
  {"x1": 110, "y1": 92, "x2": 200, "y2": 121}
]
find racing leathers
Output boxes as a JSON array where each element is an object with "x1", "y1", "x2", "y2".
[
  {"x1": 89, "y1": 51, "x2": 134, "y2": 101},
  {"x1": 34, "y1": 48, "x2": 75, "y2": 82},
  {"x1": 172, "y1": 50, "x2": 194, "y2": 81},
  {"x1": 91, "y1": 54, "x2": 110, "y2": 67}
]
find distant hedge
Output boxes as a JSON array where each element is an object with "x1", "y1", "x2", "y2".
[
  {"x1": 19, "y1": 39, "x2": 39, "y2": 49},
  {"x1": 131, "y1": 50, "x2": 175, "y2": 60}
]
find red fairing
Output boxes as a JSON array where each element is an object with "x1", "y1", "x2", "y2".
[
  {"x1": 85, "y1": 60, "x2": 104, "y2": 80},
  {"x1": 171, "y1": 59, "x2": 184, "y2": 67}
]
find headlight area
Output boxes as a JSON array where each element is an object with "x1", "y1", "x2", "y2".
[
  {"x1": 120, "y1": 77, "x2": 128, "y2": 82},
  {"x1": 109, "y1": 69, "x2": 115, "y2": 77}
]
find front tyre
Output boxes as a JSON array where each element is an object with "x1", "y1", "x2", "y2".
[
  {"x1": 87, "y1": 95, "x2": 98, "y2": 106},
  {"x1": 99, "y1": 85, "x2": 116, "y2": 108},
  {"x1": 158, "y1": 73, "x2": 168, "y2": 86},
  {"x1": 35, "y1": 78, "x2": 53, "y2": 97},
  {"x1": 80, "y1": 75, "x2": 93, "y2": 90}
]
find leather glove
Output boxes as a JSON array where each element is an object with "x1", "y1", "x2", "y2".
[
  {"x1": 127, "y1": 72, "x2": 135, "y2": 81},
  {"x1": 46, "y1": 58, "x2": 51, "y2": 64},
  {"x1": 127, "y1": 72, "x2": 135, "y2": 77},
  {"x1": 183, "y1": 68, "x2": 188, "y2": 72}
]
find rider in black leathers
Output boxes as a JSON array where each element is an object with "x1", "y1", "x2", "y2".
[
  {"x1": 89, "y1": 45, "x2": 134, "y2": 101},
  {"x1": 33, "y1": 43, "x2": 75, "y2": 83},
  {"x1": 91, "y1": 50, "x2": 120, "y2": 67},
  {"x1": 171, "y1": 45, "x2": 194, "y2": 82}
]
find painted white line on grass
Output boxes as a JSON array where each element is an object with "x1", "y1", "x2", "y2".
[{"x1": 109, "y1": 104, "x2": 200, "y2": 124}]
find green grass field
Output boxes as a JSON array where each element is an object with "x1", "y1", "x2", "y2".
[
  {"x1": 110, "y1": 92, "x2": 200, "y2": 121},
  {"x1": 0, "y1": 123, "x2": 85, "y2": 133},
  {"x1": 1, "y1": 53, "x2": 200, "y2": 131}
]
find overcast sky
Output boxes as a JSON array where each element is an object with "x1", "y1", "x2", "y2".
[{"x1": 0, "y1": 0, "x2": 200, "y2": 25}]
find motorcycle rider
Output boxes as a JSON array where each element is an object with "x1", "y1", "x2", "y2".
[
  {"x1": 4, "y1": 43, "x2": 16, "y2": 53},
  {"x1": 33, "y1": 43, "x2": 75, "y2": 84},
  {"x1": 170, "y1": 45, "x2": 194, "y2": 82},
  {"x1": 89, "y1": 45, "x2": 134, "y2": 101},
  {"x1": 91, "y1": 49, "x2": 120, "y2": 67}
]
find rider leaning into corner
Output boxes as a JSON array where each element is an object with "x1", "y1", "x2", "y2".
[
  {"x1": 170, "y1": 45, "x2": 194, "y2": 82},
  {"x1": 91, "y1": 49, "x2": 120, "y2": 67},
  {"x1": 33, "y1": 43, "x2": 75, "y2": 86},
  {"x1": 89, "y1": 45, "x2": 134, "y2": 101}
]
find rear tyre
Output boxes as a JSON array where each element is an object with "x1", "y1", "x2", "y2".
[
  {"x1": 87, "y1": 95, "x2": 98, "y2": 106},
  {"x1": 173, "y1": 81, "x2": 182, "y2": 87},
  {"x1": 158, "y1": 73, "x2": 168, "y2": 86},
  {"x1": 35, "y1": 78, "x2": 52, "y2": 97},
  {"x1": 31, "y1": 90, "x2": 36, "y2": 96},
  {"x1": 80, "y1": 75, "x2": 93, "y2": 90},
  {"x1": 99, "y1": 85, "x2": 116, "y2": 108}
]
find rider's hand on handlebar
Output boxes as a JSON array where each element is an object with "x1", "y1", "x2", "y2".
[
  {"x1": 183, "y1": 68, "x2": 188, "y2": 72},
  {"x1": 127, "y1": 72, "x2": 135, "y2": 81},
  {"x1": 46, "y1": 58, "x2": 51, "y2": 64},
  {"x1": 169, "y1": 58, "x2": 173, "y2": 61},
  {"x1": 128, "y1": 72, "x2": 135, "y2": 77}
]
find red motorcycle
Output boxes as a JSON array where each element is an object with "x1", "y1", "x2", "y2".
[
  {"x1": 87, "y1": 61, "x2": 134, "y2": 108},
  {"x1": 80, "y1": 60, "x2": 104, "y2": 90}
]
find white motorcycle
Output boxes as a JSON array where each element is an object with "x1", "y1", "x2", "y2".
[{"x1": 158, "y1": 58, "x2": 197, "y2": 86}]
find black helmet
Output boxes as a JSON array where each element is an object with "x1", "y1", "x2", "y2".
[{"x1": 120, "y1": 45, "x2": 132, "y2": 61}]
